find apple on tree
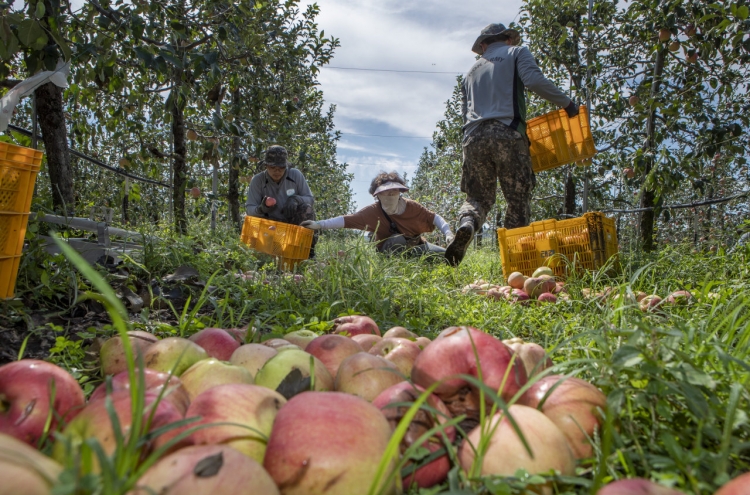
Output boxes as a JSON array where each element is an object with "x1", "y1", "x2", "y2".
[{"x1": 190, "y1": 187, "x2": 201, "y2": 199}]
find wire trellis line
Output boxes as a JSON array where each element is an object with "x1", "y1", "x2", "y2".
[{"x1": 598, "y1": 190, "x2": 749, "y2": 214}]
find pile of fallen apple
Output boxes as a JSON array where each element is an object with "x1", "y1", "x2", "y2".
[
  {"x1": 0, "y1": 315, "x2": 741, "y2": 495},
  {"x1": 463, "y1": 267, "x2": 700, "y2": 311}
]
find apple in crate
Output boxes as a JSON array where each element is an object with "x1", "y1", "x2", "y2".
[
  {"x1": 373, "y1": 382, "x2": 455, "y2": 489},
  {"x1": 179, "y1": 358, "x2": 254, "y2": 401},
  {"x1": 99, "y1": 330, "x2": 159, "y2": 376},
  {"x1": 334, "y1": 352, "x2": 402, "y2": 402},
  {"x1": 331, "y1": 315, "x2": 380, "y2": 336},
  {"x1": 0, "y1": 359, "x2": 85, "y2": 446},
  {"x1": 0, "y1": 432, "x2": 63, "y2": 495},
  {"x1": 183, "y1": 384, "x2": 286, "y2": 463},
  {"x1": 188, "y1": 328, "x2": 240, "y2": 361},
  {"x1": 131, "y1": 444, "x2": 280, "y2": 495},
  {"x1": 143, "y1": 337, "x2": 208, "y2": 376},
  {"x1": 230, "y1": 344, "x2": 277, "y2": 377},
  {"x1": 263, "y1": 391, "x2": 397, "y2": 495},
  {"x1": 305, "y1": 334, "x2": 364, "y2": 378},
  {"x1": 89, "y1": 368, "x2": 190, "y2": 415},
  {"x1": 411, "y1": 326, "x2": 528, "y2": 427}
]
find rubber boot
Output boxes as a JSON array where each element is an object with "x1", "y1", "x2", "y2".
[{"x1": 445, "y1": 216, "x2": 475, "y2": 266}]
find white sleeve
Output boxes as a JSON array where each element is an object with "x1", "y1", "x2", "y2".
[
  {"x1": 318, "y1": 216, "x2": 346, "y2": 230},
  {"x1": 433, "y1": 214, "x2": 453, "y2": 237}
]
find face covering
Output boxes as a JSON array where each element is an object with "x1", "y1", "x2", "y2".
[{"x1": 379, "y1": 195, "x2": 400, "y2": 215}]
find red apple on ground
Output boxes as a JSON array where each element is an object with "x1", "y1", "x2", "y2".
[
  {"x1": 53, "y1": 390, "x2": 184, "y2": 473},
  {"x1": 262, "y1": 338, "x2": 301, "y2": 351},
  {"x1": 664, "y1": 290, "x2": 692, "y2": 306},
  {"x1": 0, "y1": 360, "x2": 86, "y2": 446},
  {"x1": 368, "y1": 337, "x2": 422, "y2": 377},
  {"x1": 524, "y1": 276, "x2": 555, "y2": 298},
  {"x1": 183, "y1": 384, "x2": 286, "y2": 463},
  {"x1": 508, "y1": 288, "x2": 530, "y2": 304},
  {"x1": 0, "y1": 432, "x2": 63, "y2": 495},
  {"x1": 639, "y1": 294, "x2": 663, "y2": 312},
  {"x1": 714, "y1": 473, "x2": 750, "y2": 495},
  {"x1": 226, "y1": 326, "x2": 249, "y2": 343},
  {"x1": 89, "y1": 368, "x2": 190, "y2": 415},
  {"x1": 131, "y1": 444, "x2": 280, "y2": 495},
  {"x1": 373, "y1": 382, "x2": 455, "y2": 489},
  {"x1": 502, "y1": 338, "x2": 552, "y2": 378},
  {"x1": 143, "y1": 337, "x2": 209, "y2": 376},
  {"x1": 458, "y1": 404, "x2": 575, "y2": 479},
  {"x1": 411, "y1": 327, "x2": 528, "y2": 427},
  {"x1": 382, "y1": 326, "x2": 418, "y2": 340},
  {"x1": 521, "y1": 374, "x2": 607, "y2": 459},
  {"x1": 331, "y1": 315, "x2": 380, "y2": 337},
  {"x1": 507, "y1": 271, "x2": 526, "y2": 290},
  {"x1": 415, "y1": 336, "x2": 432, "y2": 350},
  {"x1": 99, "y1": 330, "x2": 159, "y2": 376},
  {"x1": 254, "y1": 349, "x2": 334, "y2": 399},
  {"x1": 305, "y1": 334, "x2": 364, "y2": 379},
  {"x1": 230, "y1": 344, "x2": 277, "y2": 377},
  {"x1": 351, "y1": 333, "x2": 382, "y2": 351},
  {"x1": 188, "y1": 328, "x2": 240, "y2": 361},
  {"x1": 335, "y1": 352, "x2": 402, "y2": 402},
  {"x1": 537, "y1": 292, "x2": 558, "y2": 303},
  {"x1": 597, "y1": 478, "x2": 686, "y2": 495},
  {"x1": 263, "y1": 391, "x2": 397, "y2": 495},
  {"x1": 179, "y1": 358, "x2": 254, "y2": 401},
  {"x1": 283, "y1": 330, "x2": 319, "y2": 350}
]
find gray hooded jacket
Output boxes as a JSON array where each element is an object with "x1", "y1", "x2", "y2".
[{"x1": 245, "y1": 168, "x2": 314, "y2": 222}]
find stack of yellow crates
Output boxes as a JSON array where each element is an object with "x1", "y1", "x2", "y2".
[{"x1": 0, "y1": 142, "x2": 43, "y2": 298}]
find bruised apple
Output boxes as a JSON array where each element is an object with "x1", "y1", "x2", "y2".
[
  {"x1": 502, "y1": 338, "x2": 552, "y2": 378},
  {"x1": 305, "y1": 334, "x2": 364, "y2": 379},
  {"x1": 254, "y1": 349, "x2": 333, "y2": 399},
  {"x1": 0, "y1": 360, "x2": 86, "y2": 446},
  {"x1": 131, "y1": 444, "x2": 280, "y2": 495},
  {"x1": 335, "y1": 352, "x2": 402, "y2": 401},
  {"x1": 458, "y1": 404, "x2": 575, "y2": 479},
  {"x1": 373, "y1": 382, "x2": 455, "y2": 489},
  {"x1": 411, "y1": 327, "x2": 528, "y2": 428},
  {"x1": 188, "y1": 328, "x2": 240, "y2": 361},
  {"x1": 521, "y1": 374, "x2": 607, "y2": 459},
  {"x1": 331, "y1": 315, "x2": 380, "y2": 336},
  {"x1": 263, "y1": 391, "x2": 397, "y2": 495}
]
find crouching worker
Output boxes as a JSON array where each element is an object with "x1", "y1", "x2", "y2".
[
  {"x1": 246, "y1": 145, "x2": 317, "y2": 257},
  {"x1": 301, "y1": 172, "x2": 454, "y2": 260}
]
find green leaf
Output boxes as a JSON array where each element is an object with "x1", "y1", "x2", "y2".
[
  {"x1": 17, "y1": 19, "x2": 47, "y2": 49},
  {"x1": 47, "y1": 25, "x2": 72, "y2": 61},
  {"x1": 737, "y1": 6, "x2": 749, "y2": 20},
  {"x1": 612, "y1": 345, "x2": 643, "y2": 367},
  {"x1": 35, "y1": 2, "x2": 45, "y2": 18},
  {"x1": 0, "y1": 32, "x2": 19, "y2": 60}
]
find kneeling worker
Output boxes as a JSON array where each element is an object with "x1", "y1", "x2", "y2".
[{"x1": 246, "y1": 145, "x2": 317, "y2": 256}]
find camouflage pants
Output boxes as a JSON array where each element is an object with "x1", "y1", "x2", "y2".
[{"x1": 458, "y1": 119, "x2": 535, "y2": 230}]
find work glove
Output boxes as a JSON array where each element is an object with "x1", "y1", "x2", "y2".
[
  {"x1": 564, "y1": 101, "x2": 580, "y2": 118},
  {"x1": 264, "y1": 197, "x2": 277, "y2": 208},
  {"x1": 445, "y1": 234, "x2": 455, "y2": 245},
  {"x1": 300, "y1": 220, "x2": 322, "y2": 230}
]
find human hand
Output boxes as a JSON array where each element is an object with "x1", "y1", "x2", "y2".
[
  {"x1": 264, "y1": 197, "x2": 277, "y2": 208},
  {"x1": 300, "y1": 220, "x2": 321, "y2": 230},
  {"x1": 564, "y1": 101, "x2": 580, "y2": 118}
]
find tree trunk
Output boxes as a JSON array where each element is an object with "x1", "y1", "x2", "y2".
[
  {"x1": 36, "y1": 81, "x2": 75, "y2": 215},
  {"x1": 564, "y1": 171, "x2": 576, "y2": 217},
  {"x1": 171, "y1": 86, "x2": 187, "y2": 234},
  {"x1": 228, "y1": 88, "x2": 241, "y2": 230},
  {"x1": 639, "y1": 46, "x2": 666, "y2": 252}
]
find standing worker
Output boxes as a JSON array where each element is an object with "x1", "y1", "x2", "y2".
[
  {"x1": 246, "y1": 145, "x2": 317, "y2": 256},
  {"x1": 445, "y1": 23, "x2": 580, "y2": 266}
]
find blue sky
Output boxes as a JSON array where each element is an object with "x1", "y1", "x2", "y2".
[{"x1": 299, "y1": 0, "x2": 524, "y2": 210}]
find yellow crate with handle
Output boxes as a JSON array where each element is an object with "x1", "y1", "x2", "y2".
[
  {"x1": 526, "y1": 105, "x2": 597, "y2": 173},
  {"x1": 240, "y1": 216, "x2": 313, "y2": 267},
  {"x1": 496, "y1": 212, "x2": 618, "y2": 279}
]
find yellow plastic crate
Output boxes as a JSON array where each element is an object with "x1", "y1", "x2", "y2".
[
  {"x1": 496, "y1": 212, "x2": 618, "y2": 279},
  {"x1": 526, "y1": 105, "x2": 597, "y2": 173},
  {"x1": 0, "y1": 255, "x2": 22, "y2": 299},
  {"x1": 241, "y1": 216, "x2": 313, "y2": 262},
  {"x1": 0, "y1": 142, "x2": 44, "y2": 166},
  {"x1": 0, "y1": 213, "x2": 29, "y2": 256},
  {"x1": 0, "y1": 160, "x2": 41, "y2": 213}
]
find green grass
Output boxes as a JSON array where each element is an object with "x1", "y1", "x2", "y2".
[{"x1": 8, "y1": 227, "x2": 750, "y2": 494}]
